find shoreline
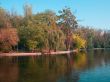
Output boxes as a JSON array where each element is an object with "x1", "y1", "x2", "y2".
[
  {"x1": 0, "y1": 50, "x2": 78, "y2": 57},
  {"x1": 0, "y1": 48, "x2": 109, "y2": 57}
]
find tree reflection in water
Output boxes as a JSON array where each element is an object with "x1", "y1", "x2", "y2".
[
  {"x1": 0, "y1": 57, "x2": 19, "y2": 82},
  {"x1": 0, "y1": 50, "x2": 110, "y2": 82},
  {"x1": 62, "y1": 53, "x2": 80, "y2": 82}
]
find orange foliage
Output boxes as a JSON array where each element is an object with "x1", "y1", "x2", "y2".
[{"x1": 0, "y1": 28, "x2": 19, "y2": 46}]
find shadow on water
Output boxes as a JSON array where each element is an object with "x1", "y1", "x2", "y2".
[{"x1": 0, "y1": 50, "x2": 110, "y2": 82}]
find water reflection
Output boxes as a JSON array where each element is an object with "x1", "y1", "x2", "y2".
[
  {"x1": 0, "y1": 50, "x2": 110, "y2": 82},
  {"x1": 0, "y1": 57, "x2": 19, "y2": 82}
]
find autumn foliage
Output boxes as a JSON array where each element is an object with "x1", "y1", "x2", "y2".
[
  {"x1": 0, "y1": 7, "x2": 19, "y2": 52},
  {"x1": 0, "y1": 5, "x2": 110, "y2": 52}
]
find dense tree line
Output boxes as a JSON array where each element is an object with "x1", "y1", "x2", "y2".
[
  {"x1": 75, "y1": 26, "x2": 110, "y2": 49},
  {"x1": 0, "y1": 5, "x2": 110, "y2": 52}
]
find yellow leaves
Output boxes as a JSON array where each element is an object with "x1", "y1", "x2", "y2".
[
  {"x1": 0, "y1": 28, "x2": 19, "y2": 46},
  {"x1": 73, "y1": 52, "x2": 87, "y2": 70},
  {"x1": 72, "y1": 34, "x2": 86, "y2": 49}
]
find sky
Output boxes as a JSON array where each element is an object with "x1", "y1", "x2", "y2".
[{"x1": 0, "y1": 0, "x2": 110, "y2": 30}]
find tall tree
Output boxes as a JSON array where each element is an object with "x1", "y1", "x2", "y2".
[{"x1": 58, "y1": 7, "x2": 78, "y2": 50}]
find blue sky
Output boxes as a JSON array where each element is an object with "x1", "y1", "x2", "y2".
[{"x1": 0, "y1": 0, "x2": 110, "y2": 30}]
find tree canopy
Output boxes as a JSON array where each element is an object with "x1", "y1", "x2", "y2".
[{"x1": 0, "y1": 5, "x2": 109, "y2": 52}]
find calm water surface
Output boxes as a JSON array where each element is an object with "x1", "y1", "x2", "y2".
[{"x1": 0, "y1": 50, "x2": 110, "y2": 82}]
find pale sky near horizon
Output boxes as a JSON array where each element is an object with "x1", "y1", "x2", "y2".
[{"x1": 0, "y1": 0, "x2": 110, "y2": 30}]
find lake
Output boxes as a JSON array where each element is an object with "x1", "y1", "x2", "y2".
[{"x1": 0, "y1": 50, "x2": 110, "y2": 82}]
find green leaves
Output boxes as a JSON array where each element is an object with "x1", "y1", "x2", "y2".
[
  {"x1": 58, "y1": 7, "x2": 78, "y2": 30},
  {"x1": 17, "y1": 10, "x2": 65, "y2": 52},
  {"x1": 0, "y1": 6, "x2": 91, "y2": 52}
]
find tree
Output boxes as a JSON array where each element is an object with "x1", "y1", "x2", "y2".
[
  {"x1": 33, "y1": 10, "x2": 65, "y2": 51},
  {"x1": 71, "y1": 34, "x2": 86, "y2": 49},
  {"x1": 74, "y1": 26, "x2": 94, "y2": 49},
  {"x1": 18, "y1": 10, "x2": 65, "y2": 52},
  {"x1": 58, "y1": 7, "x2": 78, "y2": 50},
  {"x1": 0, "y1": 7, "x2": 19, "y2": 52}
]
